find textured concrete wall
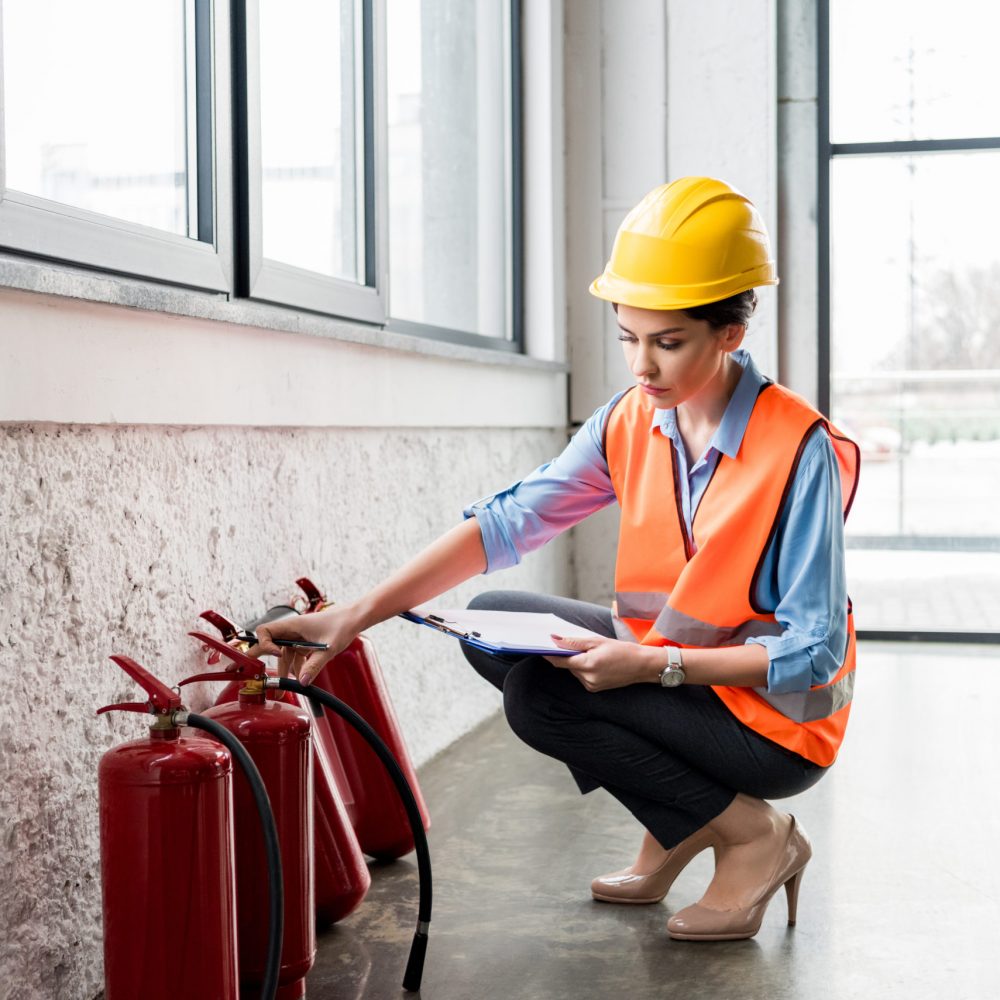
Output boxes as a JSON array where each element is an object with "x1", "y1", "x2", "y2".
[{"x1": 0, "y1": 422, "x2": 571, "y2": 1000}]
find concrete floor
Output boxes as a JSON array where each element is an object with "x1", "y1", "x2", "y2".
[{"x1": 306, "y1": 642, "x2": 1000, "y2": 1000}]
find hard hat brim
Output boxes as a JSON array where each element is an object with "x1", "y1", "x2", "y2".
[{"x1": 589, "y1": 266, "x2": 778, "y2": 311}]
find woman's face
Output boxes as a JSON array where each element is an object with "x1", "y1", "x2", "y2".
[{"x1": 615, "y1": 303, "x2": 743, "y2": 409}]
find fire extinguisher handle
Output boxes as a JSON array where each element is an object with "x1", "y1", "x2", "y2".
[
  {"x1": 180, "y1": 631, "x2": 266, "y2": 686},
  {"x1": 98, "y1": 655, "x2": 182, "y2": 714},
  {"x1": 295, "y1": 576, "x2": 327, "y2": 612},
  {"x1": 198, "y1": 609, "x2": 242, "y2": 640},
  {"x1": 95, "y1": 701, "x2": 154, "y2": 716}
]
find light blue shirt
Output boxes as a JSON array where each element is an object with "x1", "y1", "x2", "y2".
[{"x1": 463, "y1": 349, "x2": 850, "y2": 695}]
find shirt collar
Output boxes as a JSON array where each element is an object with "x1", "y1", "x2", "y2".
[{"x1": 649, "y1": 348, "x2": 766, "y2": 459}]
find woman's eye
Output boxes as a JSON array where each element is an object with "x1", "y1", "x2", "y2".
[
  {"x1": 657, "y1": 341, "x2": 680, "y2": 351},
  {"x1": 616, "y1": 334, "x2": 636, "y2": 343}
]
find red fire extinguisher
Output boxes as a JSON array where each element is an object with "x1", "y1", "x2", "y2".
[
  {"x1": 194, "y1": 630, "x2": 435, "y2": 993},
  {"x1": 97, "y1": 656, "x2": 240, "y2": 1000},
  {"x1": 199, "y1": 608, "x2": 370, "y2": 926},
  {"x1": 181, "y1": 637, "x2": 314, "y2": 1000},
  {"x1": 295, "y1": 578, "x2": 432, "y2": 861},
  {"x1": 199, "y1": 591, "x2": 360, "y2": 832}
]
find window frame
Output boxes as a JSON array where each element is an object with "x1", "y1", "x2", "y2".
[
  {"x1": 382, "y1": 0, "x2": 524, "y2": 352},
  {"x1": 235, "y1": 0, "x2": 524, "y2": 349},
  {"x1": 236, "y1": 0, "x2": 385, "y2": 322},
  {"x1": 0, "y1": 0, "x2": 233, "y2": 292},
  {"x1": 0, "y1": 0, "x2": 525, "y2": 353}
]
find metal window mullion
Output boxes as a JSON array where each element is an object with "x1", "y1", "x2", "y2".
[
  {"x1": 338, "y1": 0, "x2": 359, "y2": 280},
  {"x1": 184, "y1": 0, "x2": 197, "y2": 238},
  {"x1": 231, "y1": 0, "x2": 252, "y2": 296},
  {"x1": 817, "y1": 0, "x2": 831, "y2": 418},
  {"x1": 510, "y1": 0, "x2": 523, "y2": 351},
  {"x1": 194, "y1": 0, "x2": 215, "y2": 244},
  {"x1": 857, "y1": 630, "x2": 1000, "y2": 645},
  {"x1": 362, "y1": 0, "x2": 377, "y2": 288},
  {"x1": 831, "y1": 137, "x2": 1000, "y2": 157}
]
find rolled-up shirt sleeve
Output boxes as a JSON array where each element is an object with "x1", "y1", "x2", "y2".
[
  {"x1": 463, "y1": 394, "x2": 624, "y2": 574},
  {"x1": 745, "y1": 426, "x2": 850, "y2": 694}
]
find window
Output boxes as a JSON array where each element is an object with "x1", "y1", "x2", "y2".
[
  {"x1": 386, "y1": 0, "x2": 517, "y2": 344},
  {"x1": 0, "y1": 0, "x2": 522, "y2": 348},
  {"x1": 0, "y1": 0, "x2": 231, "y2": 290},
  {"x1": 239, "y1": 0, "x2": 379, "y2": 319},
  {"x1": 819, "y1": 0, "x2": 1000, "y2": 639}
]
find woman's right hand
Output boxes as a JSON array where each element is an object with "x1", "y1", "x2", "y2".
[{"x1": 247, "y1": 604, "x2": 364, "y2": 685}]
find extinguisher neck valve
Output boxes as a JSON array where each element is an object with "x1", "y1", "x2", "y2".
[
  {"x1": 241, "y1": 678, "x2": 265, "y2": 697},
  {"x1": 148, "y1": 713, "x2": 181, "y2": 736},
  {"x1": 182, "y1": 631, "x2": 267, "y2": 686}
]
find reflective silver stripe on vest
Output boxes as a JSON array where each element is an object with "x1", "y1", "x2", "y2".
[
  {"x1": 615, "y1": 593, "x2": 785, "y2": 646},
  {"x1": 615, "y1": 592, "x2": 671, "y2": 621},
  {"x1": 651, "y1": 604, "x2": 785, "y2": 646},
  {"x1": 611, "y1": 614, "x2": 639, "y2": 642},
  {"x1": 615, "y1": 591, "x2": 855, "y2": 723},
  {"x1": 752, "y1": 671, "x2": 855, "y2": 723}
]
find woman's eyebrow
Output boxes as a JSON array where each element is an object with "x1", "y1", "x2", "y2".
[{"x1": 617, "y1": 323, "x2": 687, "y2": 337}]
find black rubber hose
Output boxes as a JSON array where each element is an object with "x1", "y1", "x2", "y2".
[
  {"x1": 275, "y1": 678, "x2": 432, "y2": 993},
  {"x1": 186, "y1": 713, "x2": 284, "y2": 1000}
]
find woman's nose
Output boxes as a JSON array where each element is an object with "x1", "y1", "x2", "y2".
[{"x1": 630, "y1": 345, "x2": 656, "y2": 378}]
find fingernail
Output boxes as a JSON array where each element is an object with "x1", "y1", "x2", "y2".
[{"x1": 551, "y1": 634, "x2": 563, "y2": 639}]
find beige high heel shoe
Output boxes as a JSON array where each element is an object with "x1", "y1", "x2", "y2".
[
  {"x1": 667, "y1": 814, "x2": 812, "y2": 940},
  {"x1": 591, "y1": 826, "x2": 719, "y2": 904}
]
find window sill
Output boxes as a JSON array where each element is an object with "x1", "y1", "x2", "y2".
[{"x1": 0, "y1": 253, "x2": 567, "y2": 374}]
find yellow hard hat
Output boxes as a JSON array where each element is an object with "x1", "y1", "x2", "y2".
[{"x1": 589, "y1": 176, "x2": 778, "y2": 310}]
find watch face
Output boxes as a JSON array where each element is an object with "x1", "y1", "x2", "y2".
[{"x1": 660, "y1": 667, "x2": 685, "y2": 688}]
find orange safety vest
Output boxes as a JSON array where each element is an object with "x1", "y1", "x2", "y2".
[{"x1": 605, "y1": 381, "x2": 861, "y2": 767}]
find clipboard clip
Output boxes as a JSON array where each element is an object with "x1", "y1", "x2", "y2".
[{"x1": 427, "y1": 615, "x2": 482, "y2": 641}]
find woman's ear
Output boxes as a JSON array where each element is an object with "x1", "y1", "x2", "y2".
[{"x1": 720, "y1": 322, "x2": 747, "y2": 353}]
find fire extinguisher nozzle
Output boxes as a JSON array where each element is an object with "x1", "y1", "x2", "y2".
[{"x1": 402, "y1": 931, "x2": 429, "y2": 993}]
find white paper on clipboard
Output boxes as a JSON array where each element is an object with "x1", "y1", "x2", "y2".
[{"x1": 402, "y1": 606, "x2": 605, "y2": 656}]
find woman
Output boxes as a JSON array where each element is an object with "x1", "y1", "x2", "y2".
[{"x1": 252, "y1": 177, "x2": 860, "y2": 942}]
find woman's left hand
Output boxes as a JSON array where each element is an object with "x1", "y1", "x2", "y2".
[{"x1": 543, "y1": 635, "x2": 653, "y2": 692}]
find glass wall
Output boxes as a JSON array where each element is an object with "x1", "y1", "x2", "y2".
[{"x1": 827, "y1": 0, "x2": 1000, "y2": 635}]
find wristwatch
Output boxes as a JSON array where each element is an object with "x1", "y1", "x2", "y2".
[{"x1": 658, "y1": 646, "x2": 686, "y2": 688}]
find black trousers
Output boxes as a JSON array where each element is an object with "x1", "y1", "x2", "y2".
[{"x1": 461, "y1": 590, "x2": 827, "y2": 850}]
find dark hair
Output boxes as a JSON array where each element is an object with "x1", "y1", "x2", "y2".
[
  {"x1": 681, "y1": 289, "x2": 757, "y2": 329},
  {"x1": 610, "y1": 288, "x2": 758, "y2": 329}
]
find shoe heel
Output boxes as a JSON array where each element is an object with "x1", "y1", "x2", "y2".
[{"x1": 784, "y1": 868, "x2": 805, "y2": 926}]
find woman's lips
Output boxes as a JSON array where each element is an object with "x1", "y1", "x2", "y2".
[{"x1": 640, "y1": 384, "x2": 669, "y2": 396}]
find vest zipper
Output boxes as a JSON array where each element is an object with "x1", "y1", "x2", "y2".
[{"x1": 668, "y1": 439, "x2": 694, "y2": 562}]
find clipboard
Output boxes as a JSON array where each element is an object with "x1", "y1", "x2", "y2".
[{"x1": 399, "y1": 607, "x2": 604, "y2": 656}]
